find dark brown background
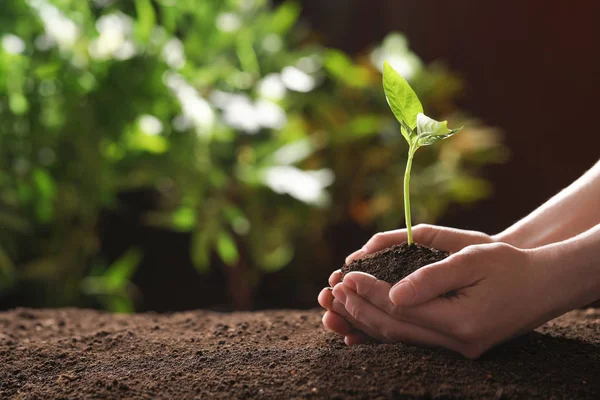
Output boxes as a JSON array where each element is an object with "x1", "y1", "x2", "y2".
[{"x1": 300, "y1": 0, "x2": 600, "y2": 233}]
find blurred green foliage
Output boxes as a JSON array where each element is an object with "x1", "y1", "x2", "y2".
[{"x1": 0, "y1": 0, "x2": 507, "y2": 311}]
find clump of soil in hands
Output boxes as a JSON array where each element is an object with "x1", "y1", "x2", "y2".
[{"x1": 341, "y1": 242, "x2": 448, "y2": 285}]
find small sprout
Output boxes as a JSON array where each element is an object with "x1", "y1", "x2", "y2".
[{"x1": 383, "y1": 61, "x2": 462, "y2": 245}]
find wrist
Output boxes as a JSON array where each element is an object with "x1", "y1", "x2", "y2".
[
  {"x1": 492, "y1": 229, "x2": 524, "y2": 248},
  {"x1": 531, "y1": 235, "x2": 600, "y2": 314}
]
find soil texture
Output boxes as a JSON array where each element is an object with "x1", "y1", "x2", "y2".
[
  {"x1": 341, "y1": 243, "x2": 448, "y2": 284},
  {"x1": 1, "y1": 307, "x2": 599, "y2": 399}
]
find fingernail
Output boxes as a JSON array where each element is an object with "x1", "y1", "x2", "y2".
[
  {"x1": 390, "y1": 281, "x2": 414, "y2": 305},
  {"x1": 326, "y1": 287, "x2": 333, "y2": 291},
  {"x1": 332, "y1": 287, "x2": 346, "y2": 305}
]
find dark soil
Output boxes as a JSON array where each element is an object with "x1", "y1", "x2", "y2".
[
  {"x1": 1, "y1": 308, "x2": 599, "y2": 399},
  {"x1": 341, "y1": 243, "x2": 449, "y2": 284}
]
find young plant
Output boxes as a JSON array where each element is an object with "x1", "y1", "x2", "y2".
[{"x1": 383, "y1": 61, "x2": 462, "y2": 245}]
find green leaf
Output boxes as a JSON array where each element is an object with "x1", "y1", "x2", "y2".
[
  {"x1": 33, "y1": 168, "x2": 56, "y2": 199},
  {"x1": 191, "y1": 228, "x2": 212, "y2": 273},
  {"x1": 383, "y1": 61, "x2": 423, "y2": 142},
  {"x1": 258, "y1": 243, "x2": 294, "y2": 273},
  {"x1": 172, "y1": 206, "x2": 196, "y2": 232},
  {"x1": 415, "y1": 113, "x2": 462, "y2": 147},
  {"x1": 134, "y1": 0, "x2": 156, "y2": 42},
  {"x1": 449, "y1": 176, "x2": 492, "y2": 203},
  {"x1": 104, "y1": 249, "x2": 142, "y2": 291},
  {"x1": 32, "y1": 168, "x2": 56, "y2": 223},
  {"x1": 106, "y1": 296, "x2": 134, "y2": 314},
  {"x1": 324, "y1": 50, "x2": 371, "y2": 88},
  {"x1": 269, "y1": 1, "x2": 301, "y2": 34},
  {"x1": 129, "y1": 132, "x2": 169, "y2": 153},
  {"x1": 216, "y1": 231, "x2": 239, "y2": 267}
]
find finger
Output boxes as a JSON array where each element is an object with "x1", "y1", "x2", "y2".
[
  {"x1": 330, "y1": 287, "x2": 384, "y2": 342},
  {"x1": 340, "y1": 285, "x2": 465, "y2": 351},
  {"x1": 318, "y1": 287, "x2": 334, "y2": 310},
  {"x1": 322, "y1": 310, "x2": 354, "y2": 336},
  {"x1": 344, "y1": 271, "x2": 477, "y2": 342},
  {"x1": 330, "y1": 300, "x2": 383, "y2": 342},
  {"x1": 322, "y1": 308, "x2": 371, "y2": 345},
  {"x1": 390, "y1": 250, "x2": 482, "y2": 307},
  {"x1": 362, "y1": 230, "x2": 408, "y2": 254},
  {"x1": 400, "y1": 297, "x2": 473, "y2": 341},
  {"x1": 345, "y1": 230, "x2": 409, "y2": 264},
  {"x1": 345, "y1": 249, "x2": 367, "y2": 264},
  {"x1": 342, "y1": 272, "x2": 397, "y2": 315},
  {"x1": 328, "y1": 270, "x2": 343, "y2": 287},
  {"x1": 422, "y1": 226, "x2": 491, "y2": 253},
  {"x1": 344, "y1": 331, "x2": 371, "y2": 346},
  {"x1": 346, "y1": 225, "x2": 474, "y2": 265}
]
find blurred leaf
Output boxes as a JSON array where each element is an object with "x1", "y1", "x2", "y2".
[
  {"x1": 32, "y1": 168, "x2": 56, "y2": 222},
  {"x1": 172, "y1": 206, "x2": 196, "y2": 231},
  {"x1": 237, "y1": 35, "x2": 260, "y2": 74},
  {"x1": 334, "y1": 115, "x2": 384, "y2": 143},
  {"x1": 269, "y1": 1, "x2": 301, "y2": 34},
  {"x1": 9, "y1": 93, "x2": 28, "y2": 115},
  {"x1": 258, "y1": 243, "x2": 294, "y2": 273},
  {"x1": 324, "y1": 50, "x2": 372, "y2": 88},
  {"x1": 449, "y1": 176, "x2": 492, "y2": 203},
  {"x1": 32, "y1": 168, "x2": 56, "y2": 198},
  {"x1": 216, "y1": 230, "x2": 239, "y2": 267},
  {"x1": 222, "y1": 205, "x2": 250, "y2": 235},
  {"x1": 107, "y1": 296, "x2": 134, "y2": 313},
  {"x1": 129, "y1": 132, "x2": 169, "y2": 153},
  {"x1": 134, "y1": 0, "x2": 156, "y2": 42},
  {"x1": 104, "y1": 249, "x2": 142, "y2": 291},
  {"x1": 191, "y1": 227, "x2": 213, "y2": 273}
]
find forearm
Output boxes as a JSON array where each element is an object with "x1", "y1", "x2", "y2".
[
  {"x1": 534, "y1": 223, "x2": 600, "y2": 315},
  {"x1": 495, "y1": 160, "x2": 600, "y2": 248}
]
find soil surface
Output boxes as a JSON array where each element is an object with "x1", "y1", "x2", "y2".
[
  {"x1": 1, "y1": 308, "x2": 599, "y2": 399},
  {"x1": 341, "y1": 243, "x2": 448, "y2": 284}
]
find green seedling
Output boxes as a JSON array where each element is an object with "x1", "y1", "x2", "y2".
[{"x1": 383, "y1": 61, "x2": 462, "y2": 245}]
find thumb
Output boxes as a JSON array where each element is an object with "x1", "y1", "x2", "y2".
[{"x1": 389, "y1": 249, "x2": 480, "y2": 306}]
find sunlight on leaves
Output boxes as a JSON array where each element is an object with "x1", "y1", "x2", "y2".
[
  {"x1": 383, "y1": 61, "x2": 422, "y2": 140},
  {"x1": 216, "y1": 231, "x2": 240, "y2": 267}
]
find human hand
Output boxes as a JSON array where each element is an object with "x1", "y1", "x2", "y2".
[
  {"x1": 323, "y1": 242, "x2": 563, "y2": 358},
  {"x1": 346, "y1": 223, "x2": 494, "y2": 265},
  {"x1": 319, "y1": 224, "x2": 496, "y2": 345}
]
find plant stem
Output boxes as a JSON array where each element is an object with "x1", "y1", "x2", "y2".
[{"x1": 404, "y1": 147, "x2": 416, "y2": 245}]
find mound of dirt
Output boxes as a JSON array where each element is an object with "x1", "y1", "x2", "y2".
[
  {"x1": 1, "y1": 308, "x2": 599, "y2": 399},
  {"x1": 341, "y1": 243, "x2": 448, "y2": 284}
]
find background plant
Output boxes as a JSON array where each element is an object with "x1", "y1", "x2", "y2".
[{"x1": 0, "y1": 0, "x2": 506, "y2": 311}]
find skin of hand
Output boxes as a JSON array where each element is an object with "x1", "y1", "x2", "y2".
[
  {"x1": 319, "y1": 160, "x2": 600, "y2": 356},
  {"x1": 319, "y1": 224, "x2": 600, "y2": 359},
  {"x1": 318, "y1": 224, "x2": 496, "y2": 348},
  {"x1": 494, "y1": 160, "x2": 600, "y2": 248}
]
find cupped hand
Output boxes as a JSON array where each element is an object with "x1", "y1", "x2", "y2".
[
  {"x1": 325, "y1": 242, "x2": 561, "y2": 358},
  {"x1": 319, "y1": 224, "x2": 496, "y2": 346}
]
